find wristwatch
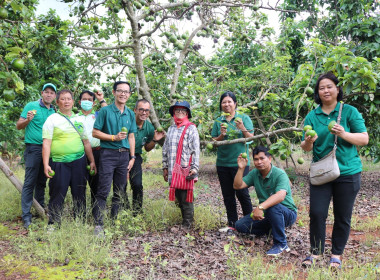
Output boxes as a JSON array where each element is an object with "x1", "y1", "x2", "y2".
[
  {"x1": 99, "y1": 100, "x2": 106, "y2": 104},
  {"x1": 258, "y1": 205, "x2": 265, "y2": 211},
  {"x1": 130, "y1": 155, "x2": 136, "y2": 159}
]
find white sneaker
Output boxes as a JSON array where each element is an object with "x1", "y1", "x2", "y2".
[
  {"x1": 218, "y1": 226, "x2": 235, "y2": 233},
  {"x1": 94, "y1": 225, "x2": 105, "y2": 238}
]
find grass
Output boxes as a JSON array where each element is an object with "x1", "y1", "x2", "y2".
[{"x1": 0, "y1": 150, "x2": 379, "y2": 279}]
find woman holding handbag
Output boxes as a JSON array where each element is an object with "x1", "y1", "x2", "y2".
[
  {"x1": 301, "y1": 72, "x2": 368, "y2": 269},
  {"x1": 162, "y1": 101, "x2": 200, "y2": 228}
]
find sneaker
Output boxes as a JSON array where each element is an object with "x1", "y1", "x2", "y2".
[
  {"x1": 219, "y1": 226, "x2": 235, "y2": 233},
  {"x1": 46, "y1": 224, "x2": 55, "y2": 234},
  {"x1": 266, "y1": 244, "x2": 290, "y2": 256},
  {"x1": 23, "y1": 220, "x2": 31, "y2": 230},
  {"x1": 94, "y1": 225, "x2": 105, "y2": 238}
]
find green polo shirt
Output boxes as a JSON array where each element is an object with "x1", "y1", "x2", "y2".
[
  {"x1": 243, "y1": 165, "x2": 297, "y2": 212},
  {"x1": 135, "y1": 120, "x2": 155, "y2": 155},
  {"x1": 303, "y1": 102, "x2": 367, "y2": 175},
  {"x1": 94, "y1": 103, "x2": 137, "y2": 149},
  {"x1": 20, "y1": 99, "x2": 56, "y2": 144},
  {"x1": 211, "y1": 112, "x2": 254, "y2": 167}
]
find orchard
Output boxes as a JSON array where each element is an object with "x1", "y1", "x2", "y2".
[
  {"x1": 1, "y1": 0, "x2": 379, "y2": 163},
  {"x1": 0, "y1": 1, "x2": 379, "y2": 278}
]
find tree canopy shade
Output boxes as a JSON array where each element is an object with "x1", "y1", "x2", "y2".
[{"x1": 1, "y1": 0, "x2": 379, "y2": 162}]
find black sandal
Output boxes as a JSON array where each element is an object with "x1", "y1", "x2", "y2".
[{"x1": 302, "y1": 256, "x2": 316, "y2": 268}]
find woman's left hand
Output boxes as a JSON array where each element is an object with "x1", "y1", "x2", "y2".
[{"x1": 331, "y1": 124, "x2": 346, "y2": 137}]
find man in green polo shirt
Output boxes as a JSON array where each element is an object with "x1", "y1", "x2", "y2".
[
  {"x1": 16, "y1": 83, "x2": 56, "y2": 229},
  {"x1": 127, "y1": 98, "x2": 165, "y2": 215},
  {"x1": 92, "y1": 81, "x2": 137, "y2": 236},
  {"x1": 233, "y1": 146, "x2": 297, "y2": 256}
]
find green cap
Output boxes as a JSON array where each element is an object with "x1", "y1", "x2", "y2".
[{"x1": 42, "y1": 83, "x2": 57, "y2": 92}]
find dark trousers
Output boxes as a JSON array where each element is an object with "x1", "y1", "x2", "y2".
[
  {"x1": 93, "y1": 149, "x2": 129, "y2": 226},
  {"x1": 175, "y1": 189, "x2": 194, "y2": 226},
  {"x1": 235, "y1": 204, "x2": 297, "y2": 247},
  {"x1": 128, "y1": 154, "x2": 143, "y2": 214},
  {"x1": 87, "y1": 149, "x2": 101, "y2": 207},
  {"x1": 309, "y1": 172, "x2": 361, "y2": 255},
  {"x1": 21, "y1": 144, "x2": 47, "y2": 223},
  {"x1": 217, "y1": 166, "x2": 253, "y2": 228},
  {"x1": 48, "y1": 156, "x2": 87, "y2": 225}
]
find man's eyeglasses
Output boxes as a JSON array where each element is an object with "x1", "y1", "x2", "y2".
[
  {"x1": 138, "y1": 108, "x2": 150, "y2": 113},
  {"x1": 115, "y1": 89, "x2": 131, "y2": 95},
  {"x1": 174, "y1": 108, "x2": 187, "y2": 113}
]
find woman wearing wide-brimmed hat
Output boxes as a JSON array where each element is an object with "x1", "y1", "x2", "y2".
[{"x1": 162, "y1": 101, "x2": 200, "y2": 228}]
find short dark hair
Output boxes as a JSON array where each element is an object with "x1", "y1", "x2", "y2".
[
  {"x1": 135, "y1": 98, "x2": 150, "y2": 109},
  {"x1": 314, "y1": 72, "x2": 343, "y2": 105},
  {"x1": 57, "y1": 89, "x2": 73, "y2": 100},
  {"x1": 79, "y1": 90, "x2": 95, "y2": 101},
  {"x1": 219, "y1": 91, "x2": 237, "y2": 111},
  {"x1": 113, "y1": 81, "x2": 131, "y2": 91},
  {"x1": 252, "y1": 146, "x2": 271, "y2": 157}
]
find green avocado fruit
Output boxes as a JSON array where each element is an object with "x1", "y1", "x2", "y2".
[
  {"x1": 86, "y1": 165, "x2": 91, "y2": 170},
  {"x1": 297, "y1": 157, "x2": 304, "y2": 164},
  {"x1": 48, "y1": 170, "x2": 55, "y2": 177},
  {"x1": 303, "y1": 125, "x2": 312, "y2": 132},
  {"x1": 280, "y1": 154, "x2": 287, "y2": 160},
  {"x1": 328, "y1": 120, "x2": 336, "y2": 132},
  {"x1": 241, "y1": 153, "x2": 247, "y2": 159},
  {"x1": 206, "y1": 143, "x2": 213, "y2": 150},
  {"x1": 90, "y1": 170, "x2": 95, "y2": 176},
  {"x1": 156, "y1": 127, "x2": 163, "y2": 132},
  {"x1": 121, "y1": 127, "x2": 128, "y2": 133},
  {"x1": 306, "y1": 130, "x2": 317, "y2": 138}
]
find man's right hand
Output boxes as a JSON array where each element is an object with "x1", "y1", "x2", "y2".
[
  {"x1": 44, "y1": 165, "x2": 53, "y2": 178},
  {"x1": 95, "y1": 90, "x2": 104, "y2": 102},
  {"x1": 26, "y1": 110, "x2": 36, "y2": 121},
  {"x1": 237, "y1": 154, "x2": 248, "y2": 169}
]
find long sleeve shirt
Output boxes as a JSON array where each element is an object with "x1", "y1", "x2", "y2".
[{"x1": 162, "y1": 124, "x2": 200, "y2": 184}]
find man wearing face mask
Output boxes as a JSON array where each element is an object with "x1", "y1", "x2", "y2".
[{"x1": 75, "y1": 90, "x2": 107, "y2": 208}]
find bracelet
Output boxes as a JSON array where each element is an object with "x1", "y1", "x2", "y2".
[
  {"x1": 100, "y1": 100, "x2": 106, "y2": 104},
  {"x1": 111, "y1": 135, "x2": 114, "y2": 141}
]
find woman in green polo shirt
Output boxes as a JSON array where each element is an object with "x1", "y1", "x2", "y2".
[
  {"x1": 300, "y1": 72, "x2": 368, "y2": 269},
  {"x1": 211, "y1": 91, "x2": 254, "y2": 230}
]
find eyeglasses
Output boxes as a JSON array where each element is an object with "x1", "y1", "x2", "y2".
[
  {"x1": 115, "y1": 89, "x2": 131, "y2": 95},
  {"x1": 174, "y1": 108, "x2": 187, "y2": 113},
  {"x1": 138, "y1": 108, "x2": 150, "y2": 113}
]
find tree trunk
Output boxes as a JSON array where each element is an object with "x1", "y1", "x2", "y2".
[{"x1": 0, "y1": 158, "x2": 46, "y2": 219}]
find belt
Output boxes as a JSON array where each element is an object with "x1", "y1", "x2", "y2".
[
  {"x1": 92, "y1": 146, "x2": 101, "y2": 151},
  {"x1": 118, "y1": 148, "x2": 129, "y2": 152},
  {"x1": 25, "y1": 143, "x2": 42, "y2": 146}
]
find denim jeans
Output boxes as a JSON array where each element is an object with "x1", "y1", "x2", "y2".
[
  {"x1": 93, "y1": 149, "x2": 129, "y2": 226},
  {"x1": 309, "y1": 172, "x2": 361, "y2": 255},
  {"x1": 48, "y1": 156, "x2": 87, "y2": 225},
  {"x1": 217, "y1": 166, "x2": 253, "y2": 227},
  {"x1": 21, "y1": 144, "x2": 47, "y2": 223},
  {"x1": 128, "y1": 154, "x2": 143, "y2": 214},
  {"x1": 235, "y1": 203, "x2": 297, "y2": 247}
]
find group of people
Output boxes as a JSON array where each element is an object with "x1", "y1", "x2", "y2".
[{"x1": 17, "y1": 72, "x2": 368, "y2": 268}]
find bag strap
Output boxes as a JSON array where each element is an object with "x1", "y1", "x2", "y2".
[
  {"x1": 333, "y1": 103, "x2": 344, "y2": 149},
  {"x1": 59, "y1": 112, "x2": 85, "y2": 144},
  {"x1": 175, "y1": 123, "x2": 194, "y2": 165}
]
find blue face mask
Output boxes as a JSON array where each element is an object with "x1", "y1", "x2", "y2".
[{"x1": 80, "y1": 100, "x2": 93, "y2": 111}]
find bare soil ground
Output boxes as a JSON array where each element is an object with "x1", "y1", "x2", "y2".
[{"x1": 1, "y1": 165, "x2": 379, "y2": 279}]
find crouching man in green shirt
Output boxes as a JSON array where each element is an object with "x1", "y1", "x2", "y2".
[{"x1": 233, "y1": 146, "x2": 297, "y2": 256}]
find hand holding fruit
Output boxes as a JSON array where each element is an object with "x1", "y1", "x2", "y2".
[
  {"x1": 304, "y1": 125, "x2": 318, "y2": 144},
  {"x1": 26, "y1": 110, "x2": 36, "y2": 121},
  {"x1": 234, "y1": 117, "x2": 245, "y2": 130},
  {"x1": 237, "y1": 153, "x2": 248, "y2": 169},
  {"x1": 117, "y1": 128, "x2": 128, "y2": 140},
  {"x1": 44, "y1": 165, "x2": 54, "y2": 178},
  {"x1": 251, "y1": 207, "x2": 264, "y2": 220},
  {"x1": 94, "y1": 90, "x2": 104, "y2": 101},
  {"x1": 328, "y1": 120, "x2": 345, "y2": 137},
  {"x1": 154, "y1": 127, "x2": 165, "y2": 142},
  {"x1": 88, "y1": 162, "x2": 97, "y2": 176},
  {"x1": 220, "y1": 123, "x2": 227, "y2": 136}
]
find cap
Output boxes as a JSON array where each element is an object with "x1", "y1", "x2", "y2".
[{"x1": 42, "y1": 83, "x2": 57, "y2": 92}]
